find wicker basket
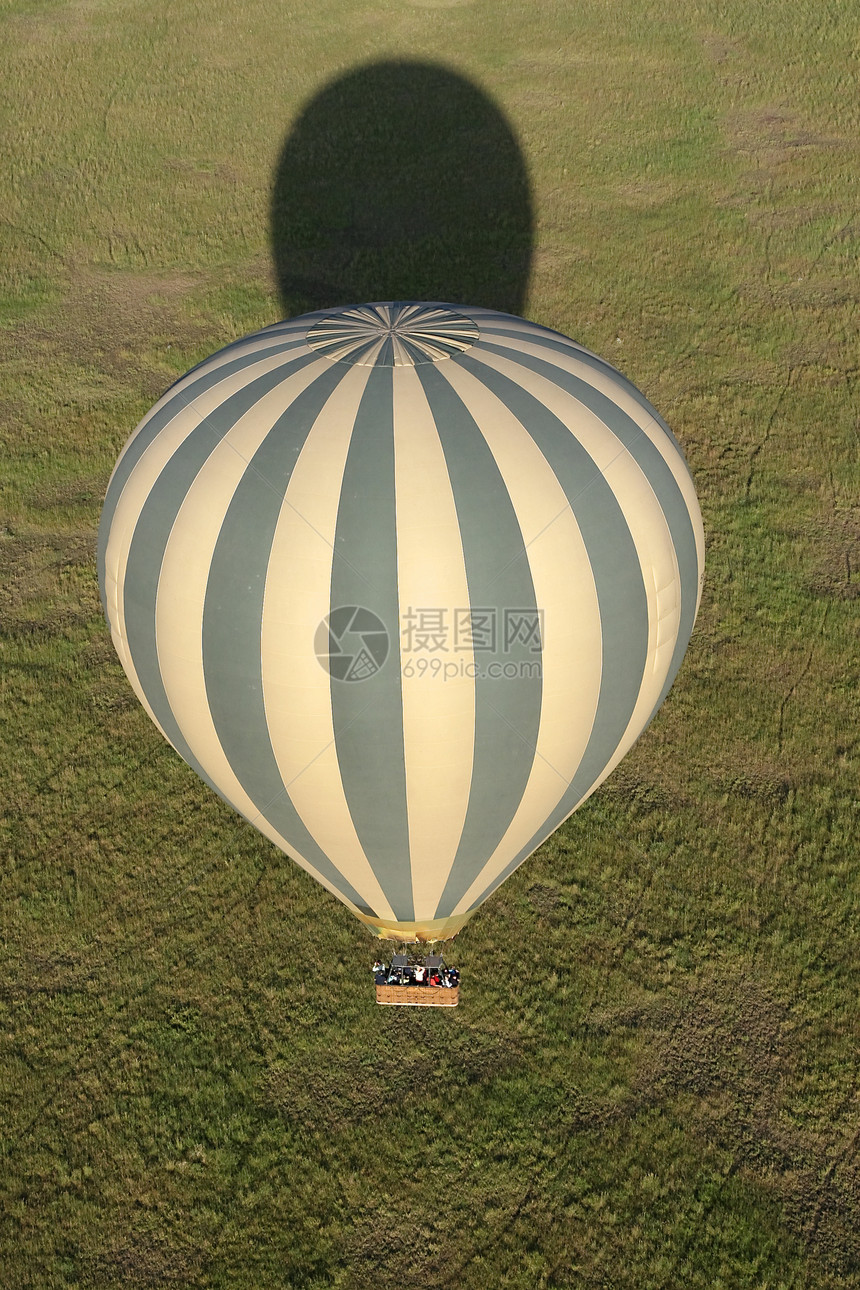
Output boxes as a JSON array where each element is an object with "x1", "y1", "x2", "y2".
[{"x1": 375, "y1": 984, "x2": 459, "y2": 1007}]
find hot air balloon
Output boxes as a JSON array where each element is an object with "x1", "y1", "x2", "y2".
[{"x1": 98, "y1": 302, "x2": 704, "y2": 944}]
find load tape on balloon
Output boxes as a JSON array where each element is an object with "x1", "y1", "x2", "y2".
[{"x1": 98, "y1": 302, "x2": 704, "y2": 942}]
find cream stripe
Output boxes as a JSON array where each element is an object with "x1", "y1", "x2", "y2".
[
  {"x1": 108, "y1": 357, "x2": 355, "y2": 904},
  {"x1": 392, "y1": 364, "x2": 475, "y2": 920},
  {"x1": 480, "y1": 331, "x2": 703, "y2": 671},
  {"x1": 105, "y1": 398, "x2": 209, "y2": 728},
  {"x1": 577, "y1": 453, "x2": 680, "y2": 798},
  {"x1": 260, "y1": 363, "x2": 397, "y2": 922},
  {"x1": 154, "y1": 361, "x2": 332, "y2": 841},
  {"x1": 468, "y1": 345, "x2": 682, "y2": 789},
  {"x1": 108, "y1": 350, "x2": 320, "y2": 719},
  {"x1": 483, "y1": 332, "x2": 705, "y2": 597},
  {"x1": 472, "y1": 314, "x2": 598, "y2": 359},
  {"x1": 434, "y1": 358, "x2": 604, "y2": 918},
  {"x1": 469, "y1": 352, "x2": 681, "y2": 605},
  {"x1": 114, "y1": 331, "x2": 312, "y2": 467}
]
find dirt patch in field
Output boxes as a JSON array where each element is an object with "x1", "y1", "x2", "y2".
[
  {"x1": 589, "y1": 975, "x2": 860, "y2": 1277},
  {"x1": 745, "y1": 201, "x2": 845, "y2": 232},
  {"x1": 600, "y1": 759, "x2": 693, "y2": 816},
  {"x1": 59, "y1": 267, "x2": 205, "y2": 390},
  {"x1": 0, "y1": 949, "x2": 90, "y2": 1002},
  {"x1": 30, "y1": 475, "x2": 104, "y2": 514},
  {"x1": 341, "y1": 1174, "x2": 535, "y2": 1290},
  {"x1": 721, "y1": 105, "x2": 855, "y2": 181},
  {"x1": 9, "y1": 5, "x2": 95, "y2": 47},
  {"x1": 615, "y1": 177, "x2": 685, "y2": 209},
  {"x1": 633, "y1": 977, "x2": 790, "y2": 1098},
  {"x1": 527, "y1": 882, "x2": 564, "y2": 916},
  {"x1": 712, "y1": 766, "x2": 794, "y2": 805},
  {"x1": 698, "y1": 32, "x2": 746, "y2": 66},
  {"x1": 0, "y1": 531, "x2": 97, "y2": 641},
  {"x1": 342, "y1": 1209, "x2": 465, "y2": 1290},
  {"x1": 162, "y1": 156, "x2": 248, "y2": 189},
  {"x1": 805, "y1": 532, "x2": 860, "y2": 601},
  {"x1": 781, "y1": 276, "x2": 857, "y2": 311},
  {"x1": 88, "y1": 1232, "x2": 204, "y2": 1287},
  {"x1": 726, "y1": 106, "x2": 847, "y2": 154},
  {"x1": 0, "y1": 532, "x2": 93, "y2": 576},
  {"x1": 264, "y1": 1025, "x2": 521, "y2": 1132},
  {"x1": 0, "y1": 265, "x2": 209, "y2": 407},
  {"x1": 0, "y1": 531, "x2": 95, "y2": 590},
  {"x1": 781, "y1": 505, "x2": 855, "y2": 581}
]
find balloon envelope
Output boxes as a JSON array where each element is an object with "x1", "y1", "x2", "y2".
[{"x1": 99, "y1": 303, "x2": 704, "y2": 941}]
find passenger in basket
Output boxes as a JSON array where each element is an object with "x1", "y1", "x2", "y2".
[{"x1": 414, "y1": 965, "x2": 426, "y2": 985}]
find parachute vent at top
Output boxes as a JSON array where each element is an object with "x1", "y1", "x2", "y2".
[{"x1": 98, "y1": 302, "x2": 704, "y2": 943}]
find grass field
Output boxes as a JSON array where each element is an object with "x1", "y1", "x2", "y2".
[{"x1": 2, "y1": 0, "x2": 859, "y2": 1285}]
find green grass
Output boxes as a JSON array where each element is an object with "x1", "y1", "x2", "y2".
[{"x1": 2, "y1": 0, "x2": 860, "y2": 1285}]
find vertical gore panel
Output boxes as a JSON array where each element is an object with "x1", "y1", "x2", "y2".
[
  {"x1": 201, "y1": 364, "x2": 372, "y2": 911},
  {"x1": 329, "y1": 366, "x2": 414, "y2": 921},
  {"x1": 121, "y1": 356, "x2": 321, "y2": 765},
  {"x1": 451, "y1": 352, "x2": 649, "y2": 913},
  {"x1": 415, "y1": 362, "x2": 542, "y2": 921},
  {"x1": 97, "y1": 336, "x2": 310, "y2": 611},
  {"x1": 476, "y1": 339, "x2": 700, "y2": 712}
]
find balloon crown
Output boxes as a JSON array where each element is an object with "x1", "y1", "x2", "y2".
[{"x1": 306, "y1": 302, "x2": 478, "y2": 366}]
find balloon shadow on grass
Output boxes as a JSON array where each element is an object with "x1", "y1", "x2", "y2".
[{"x1": 271, "y1": 59, "x2": 533, "y2": 318}]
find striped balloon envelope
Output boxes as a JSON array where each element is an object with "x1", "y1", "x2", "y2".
[{"x1": 98, "y1": 303, "x2": 704, "y2": 942}]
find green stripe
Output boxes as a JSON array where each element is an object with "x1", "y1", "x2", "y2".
[
  {"x1": 416, "y1": 362, "x2": 543, "y2": 923},
  {"x1": 450, "y1": 351, "x2": 650, "y2": 914},
  {"x1": 97, "y1": 335, "x2": 309, "y2": 616},
  {"x1": 119, "y1": 355, "x2": 322, "y2": 816},
  {"x1": 478, "y1": 323, "x2": 688, "y2": 457},
  {"x1": 474, "y1": 338, "x2": 700, "y2": 721},
  {"x1": 329, "y1": 365, "x2": 414, "y2": 922},
  {"x1": 201, "y1": 363, "x2": 374, "y2": 914}
]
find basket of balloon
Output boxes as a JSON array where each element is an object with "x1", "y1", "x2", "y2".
[{"x1": 374, "y1": 954, "x2": 459, "y2": 1006}]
